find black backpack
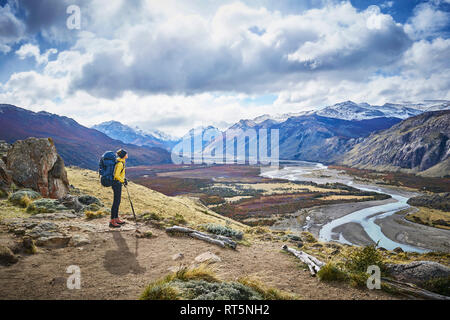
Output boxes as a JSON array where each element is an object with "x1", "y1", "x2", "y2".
[{"x1": 99, "y1": 151, "x2": 117, "y2": 187}]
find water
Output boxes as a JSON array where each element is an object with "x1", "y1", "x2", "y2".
[{"x1": 261, "y1": 163, "x2": 427, "y2": 253}]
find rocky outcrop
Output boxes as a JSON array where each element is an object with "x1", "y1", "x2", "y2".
[
  {"x1": 0, "y1": 158, "x2": 12, "y2": 194},
  {"x1": 341, "y1": 110, "x2": 450, "y2": 177},
  {"x1": 0, "y1": 140, "x2": 11, "y2": 162},
  {"x1": 387, "y1": 261, "x2": 450, "y2": 286},
  {"x1": 6, "y1": 137, "x2": 69, "y2": 198}
]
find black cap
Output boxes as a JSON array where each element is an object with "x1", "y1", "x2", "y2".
[{"x1": 117, "y1": 149, "x2": 127, "y2": 158}]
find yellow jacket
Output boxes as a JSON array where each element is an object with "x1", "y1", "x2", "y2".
[{"x1": 114, "y1": 158, "x2": 126, "y2": 183}]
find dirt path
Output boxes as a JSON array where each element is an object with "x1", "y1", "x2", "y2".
[{"x1": 0, "y1": 218, "x2": 396, "y2": 300}]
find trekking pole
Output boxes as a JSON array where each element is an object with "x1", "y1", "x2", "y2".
[{"x1": 124, "y1": 184, "x2": 138, "y2": 230}]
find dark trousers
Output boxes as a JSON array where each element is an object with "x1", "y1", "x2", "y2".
[{"x1": 111, "y1": 180, "x2": 122, "y2": 219}]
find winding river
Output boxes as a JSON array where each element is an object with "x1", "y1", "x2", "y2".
[{"x1": 261, "y1": 162, "x2": 427, "y2": 253}]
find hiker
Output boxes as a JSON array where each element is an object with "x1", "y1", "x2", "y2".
[{"x1": 110, "y1": 149, "x2": 129, "y2": 228}]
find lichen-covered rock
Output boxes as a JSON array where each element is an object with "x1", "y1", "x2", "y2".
[
  {"x1": 387, "y1": 261, "x2": 450, "y2": 285},
  {"x1": 25, "y1": 222, "x2": 59, "y2": 238},
  {"x1": 9, "y1": 189, "x2": 41, "y2": 206},
  {"x1": 59, "y1": 194, "x2": 84, "y2": 212},
  {"x1": 35, "y1": 235, "x2": 71, "y2": 248},
  {"x1": 27, "y1": 198, "x2": 68, "y2": 214},
  {"x1": 78, "y1": 195, "x2": 103, "y2": 207},
  {"x1": 69, "y1": 234, "x2": 91, "y2": 247},
  {"x1": 6, "y1": 137, "x2": 69, "y2": 198}
]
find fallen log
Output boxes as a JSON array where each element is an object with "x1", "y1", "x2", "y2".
[
  {"x1": 166, "y1": 226, "x2": 237, "y2": 249},
  {"x1": 282, "y1": 245, "x2": 324, "y2": 276},
  {"x1": 189, "y1": 232, "x2": 225, "y2": 248},
  {"x1": 381, "y1": 277, "x2": 450, "y2": 300}
]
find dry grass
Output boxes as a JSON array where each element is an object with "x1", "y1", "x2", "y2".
[
  {"x1": 66, "y1": 167, "x2": 248, "y2": 231},
  {"x1": 234, "y1": 182, "x2": 345, "y2": 195},
  {"x1": 0, "y1": 200, "x2": 30, "y2": 221},
  {"x1": 321, "y1": 195, "x2": 372, "y2": 201},
  {"x1": 405, "y1": 207, "x2": 450, "y2": 230},
  {"x1": 85, "y1": 210, "x2": 107, "y2": 220}
]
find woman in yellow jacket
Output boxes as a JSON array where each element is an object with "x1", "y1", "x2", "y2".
[{"x1": 110, "y1": 149, "x2": 128, "y2": 228}]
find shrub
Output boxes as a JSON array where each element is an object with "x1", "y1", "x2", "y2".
[
  {"x1": 142, "y1": 212, "x2": 163, "y2": 221},
  {"x1": 317, "y1": 263, "x2": 348, "y2": 282},
  {"x1": 247, "y1": 226, "x2": 270, "y2": 234},
  {"x1": 172, "y1": 279, "x2": 263, "y2": 300},
  {"x1": 422, "y1": 276, "x2": 450, "y2": 296},
  {"x1": 0, "y1": 188, "x2": 8, "y2": 199},
  {"x1": 173, "y1": 264, "x2": 219, "y2": 283},
  {"x1": 344, "y1": 245, "x2": 386, "y2": 274},
  {"x1": 202, "y1": 223, "x2": 244, "y2": 240},
  {"x1": 199, "y1": 195, "x2": 226, "y2": 206},
  {"x1": 85, "y1": 210, "x2": 106, "y2": 219},
  {"x1": 9, "y1": 189, "x2": 41, "y2": 207},
  {"x1": 300, "y1": 231, "x2": 317, "y2": 243},
  {"x1": 167, "y1": 213, "x2": 187, "y2": 226},
  {"x1": 348, "y1": 272, "x2": 370, "y2": 288},
  {"x1": 140, "y1": 281, "x2": 180, "y2": 300},
  {"x1": 237, "y1": 277, "x2": 296, "y2": 300}
]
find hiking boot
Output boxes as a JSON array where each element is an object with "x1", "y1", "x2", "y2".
[
  {"x1": 115, "y1": 218, "x2": 126, "y2": 225},
  {"x1": 109, "y1": 220, "x2": 121, "y2": 228}
]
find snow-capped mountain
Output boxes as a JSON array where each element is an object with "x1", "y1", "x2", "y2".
[
  {"x1": 92, "y1": 121, "x2": 178, "y2": 151},
  {"x1": 134, "y1": 126, "x2": 179, "y2": 143},
  {"x1": 252, "y1": 112, "x2": 307, "y2": 124},
  {"x1": 247, "y1": 100, "x2": 450, "y2": 123},
  {"x1": 314, "y1": 101, "x2": 424, "y2": 120}
]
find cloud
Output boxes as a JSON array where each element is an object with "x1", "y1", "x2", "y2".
[
  {"x1": 67, "y1": 1, "x2": 412, "y2": 99},
  {"x1": 0, "y1": 3, "x2": 26, "y2": 54},
  {"x1": 0, "y1": 0, "x2": 449, "y2": 136},
  {"x1": 16, "y1": 43, "x2": 57, "y2": 65},
  {"x1": 404, "y1": 1, "x2": 450, "y2": 39}
]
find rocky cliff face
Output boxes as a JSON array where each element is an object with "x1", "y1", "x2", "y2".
[
  {"x1": 340, "y1": 110, "x2": 450, "y2": 177},
  {"x1": 6, "y1": 138, "x2": 69, "y2": 198}
]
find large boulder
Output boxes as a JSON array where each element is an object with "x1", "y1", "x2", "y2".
[
  {"x1": 0, "y1": 158, "x2": 12, "y2": 195},
  {"x1": 387, "y1": 261, "x2": 450, "y2": 285},
  {"x1": 0, "y1": 140, "x2": 11, "y2": 162},
  {"x1": 6, "y1": 137, "x2": 69, "y2": 198}
]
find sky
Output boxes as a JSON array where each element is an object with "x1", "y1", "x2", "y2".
[{"x1": 0, "y1": 0, "x2": 449, "y2": 137}]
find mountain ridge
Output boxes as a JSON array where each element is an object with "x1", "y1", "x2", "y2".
[
  {"x1": 0, "y1": 104, "x2": 171, "y2": 170},
  {"x1": 340, "y1": 110, "x2": 450, "y2": 177}
]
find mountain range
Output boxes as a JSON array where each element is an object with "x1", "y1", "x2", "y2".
[
  {"x1": 0, "y1": 104, "x2": 171, "y2": 170},
  {"x1": 1, "y1": 100, "x2": 448, "y2": 176},
  {"x1": 341, "y1": 110, "x2": 450, "y2": 177},
  {"x1": 203, "y1": 112, "x2": 402, "y2": 164}
]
